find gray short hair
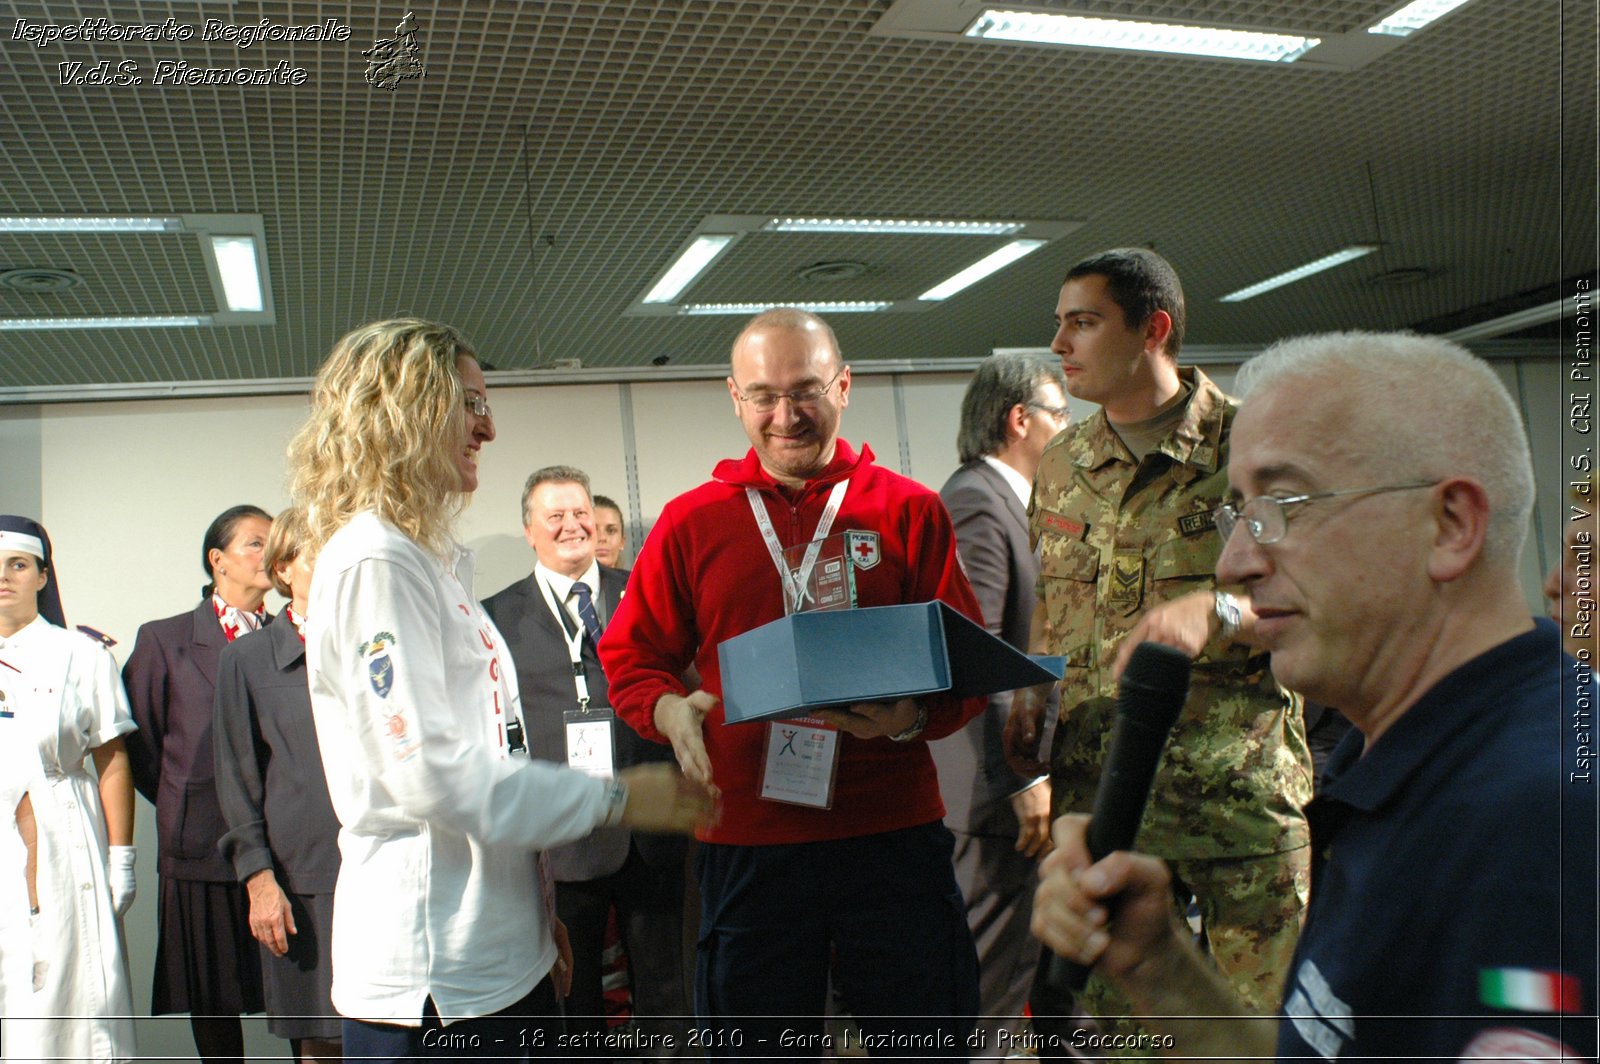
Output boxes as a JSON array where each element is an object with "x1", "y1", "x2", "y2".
[
  {"x1": 956, "y1": 353, "x2": 1068, "y2": 463},
  {"x1": 1235, "y1": 331, "x2": 1534, "y2": 569},
  {"x1": 521, "y1": 465, "x2": 592, "y2": 526}
]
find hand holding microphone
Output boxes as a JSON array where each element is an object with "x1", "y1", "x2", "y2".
[{"x1": 1036, "y1": 641, "x2": 1190, "y2": 995}]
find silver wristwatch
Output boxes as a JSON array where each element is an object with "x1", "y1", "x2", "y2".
[
  {"x1": 889, "y1": 704, "x2": 930, "y2": 742},
  {"x1": 602, "y1": 778, "x2": 630, "y2": 826}
]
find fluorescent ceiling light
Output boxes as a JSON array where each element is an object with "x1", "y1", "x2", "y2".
[
  {"x1": 1443, "y1": 297, "x2": 1570, "y2": 342},
  {"x1": 643, "y1": 235, "x2": 736, "y2": 303},
  {"x1": 920, "y1": 240, "x2": 1046, "y2": 301},
  {"x1": 1218, "y1": 245, "x2": 1379, "y2": 302},
  {"x1": 0, "y1": 216, "x2": 182, "y2": 233},
  {"x1": 210, "y1": 236, "x2": 265, "y2": 312},
  {"x1": 1368, "y1": 0, "x2": 1475, "y2": 36},
  {"x1": 0, "y1": 315, "x2": 208, "y2": 330},
  {"x1": 679, "y1": 301, "x2": 892, "y2": 316},
  {"x1": 966, "y1": 9, "x2": 1320, "y2": 63},
  {"x1": 764, "y1": 218, "x2": 1025, "y2": 236}
]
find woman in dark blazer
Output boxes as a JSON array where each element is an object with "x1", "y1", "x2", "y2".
[
  {"x1": 213, "y1": 507, "x2": 341, "y2": 1064},
  {"x1": 123, "y1": 504, "x2": 273, "y2": 1063}
]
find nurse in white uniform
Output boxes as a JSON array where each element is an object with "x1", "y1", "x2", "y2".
[{"x1": 0, "y1": 515, "x2": 138, "y2": 1063}]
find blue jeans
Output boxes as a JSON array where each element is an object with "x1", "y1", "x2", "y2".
[
  {"x1": 694, "y1": 821, "x2": 978, "y2": 1058},
  {"x1": 341, "y1": 980, "x2": 560, "y2": 1063}
]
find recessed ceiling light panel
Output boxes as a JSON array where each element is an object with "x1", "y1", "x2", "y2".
[
  {"x1": 679, "y1": 301, "x2": 892, "y2": 316},
  {"x1": 920, "y1": 239, "x2": 1046, "y2": 301},
  {"x1": 0, "y1": 213, "x2": 274, "y2": 328},
  {"x1": 764, "y1": 218, "x2": 1024, "y2": 236},
  {"x1": 1218, "y1": 245, "x2": 1379, "y2": 302},
  {"x1": 643, "y1": 234, "x2": 737, "y2": 303},
  {"x1": 1367, "y1": 0, "x2": 1475, "y2": 37},
  {"x1": 210, "y1": 236, "x2": 265, "y2": 312},
  {"x1": 0, "y1": 216, "x2": 182, "y2": 233},
  {"x1": 624, "y1": 214, "x2": 1082, "y2": 316},
  {"x1": 966, "y1": 9, "x2": 1320, "y2": 63},
  {"x1": 0, "y1": 315, "x2": 208, "y2": 330}
]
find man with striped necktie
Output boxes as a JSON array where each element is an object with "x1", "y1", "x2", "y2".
[{"x1": 483, "y1": 465, "x2": 691, "y2": 1059}]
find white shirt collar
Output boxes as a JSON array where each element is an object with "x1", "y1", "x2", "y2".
[
  {"x1": 533, "y1": 559, "x2": 602, "y2": 625},
  {"x1": 0, "y1": 613, "x2": 51, "y2": 651},
  {"x1": 981, "y1": 454, "x2": 1033, "y2": 509}
]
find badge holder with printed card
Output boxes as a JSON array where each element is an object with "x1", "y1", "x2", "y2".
[{"x1": 538, "y1": 578, "x2": 617, "y2": 779}]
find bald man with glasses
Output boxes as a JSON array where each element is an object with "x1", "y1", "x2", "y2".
[
  {"x1": 601, "y1": 307, "x2": 985, "y2": 1056},
  {"x1": 1033, "y1": 331, "x2": 1596, "y2": 1061}
]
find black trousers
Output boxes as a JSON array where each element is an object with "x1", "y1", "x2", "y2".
[
  {"x1": 693, "y1": 821, "x2": 979, "y2": 1059},
  {"x1": 556, "y1": 844, "x2": 691, "y2": 1059}
]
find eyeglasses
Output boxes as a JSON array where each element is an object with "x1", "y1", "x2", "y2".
[
  {"x1": 1214, "y1": 481, "x2": 1438, "y2": 546},
  {"x1": 732, "y1": 367, "x2": 845, "y2": 413},
  {"x1": 464, "y1": 392, "x2": 492, "y2": 418},
  {"x1": 1026, "y1": 400, "x2": 1069, "y2": 422}
]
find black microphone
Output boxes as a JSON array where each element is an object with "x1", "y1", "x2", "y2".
[{"x1": 1045, "y1": 641, "x2": 1191, "y2": 994}]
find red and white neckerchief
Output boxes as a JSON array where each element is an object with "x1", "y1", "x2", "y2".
[
  {"x1": 284, "y1": 605, "x2": 307, "y2": 644},
  {"x1": 212, "y1": 593, "x2": 267, "y2": 643}
]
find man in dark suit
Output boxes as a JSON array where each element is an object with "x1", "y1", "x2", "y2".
[
  {"x1": 933, "y1": 353, "x2": 1069, "y2": 1049},
  {"x1": 482, "y1": 465, "x2": 688, "y2": 1057}
]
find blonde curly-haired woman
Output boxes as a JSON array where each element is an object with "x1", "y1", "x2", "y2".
[{"x1": 288, "y1": 318, "x2": 711, "y2": 1063}]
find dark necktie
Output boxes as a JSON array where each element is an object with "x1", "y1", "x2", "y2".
[{"x1": 569, "y1": 582, "x2": 603, "y2": 645}]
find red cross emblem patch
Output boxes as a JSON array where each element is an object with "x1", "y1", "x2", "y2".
[{"x1": 845, "y1": 530, "x2": 881, "y2": 570}]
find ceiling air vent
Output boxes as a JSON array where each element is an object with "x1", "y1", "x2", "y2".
[
  {"x1": 0, "y1": 268, "x2": 83, "y2": 293},
  {"x1": 1367, "y1": 266, "x2": 1435, "y2": 287},
  {"x1": 797, "y1": 260, "x2": 869, "y2": 282}
]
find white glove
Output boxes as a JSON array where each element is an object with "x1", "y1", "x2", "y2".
[{"x1": 108, "y1": 845, "x2": 136, "y2": 916}]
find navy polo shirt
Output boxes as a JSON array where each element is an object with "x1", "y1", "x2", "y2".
[{"x1": 1275, "y1": 620, "x2": 1596, "y2": 1061}]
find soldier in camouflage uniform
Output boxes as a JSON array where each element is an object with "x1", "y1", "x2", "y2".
[{"x1": 1006, "y1": 249, "x2": 1312, "y2": 1053}]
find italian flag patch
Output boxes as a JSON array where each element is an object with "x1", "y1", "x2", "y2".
[{"x1": 1479, "y1": 968, "x2": 1584, "y2": 1014}]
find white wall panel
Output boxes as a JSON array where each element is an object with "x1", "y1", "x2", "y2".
[
  {"x1": 41, "y1": 395, "x2": 302, "y2": 644},
  {"x1": 629, "y1": 379, "x2": 749, "y2": 532},
  {"x1": 897, "y1": 373, "x2": 971, "y2": 492},
  {"x1": 837, "y1": 373, "x2": 905, "y2": 482},
  {"x1": 460, "y1": 381, "x2": 630, "y2": 597},
  {"x1": 0, "y1": 405, "x2": 42, "y2": 517}
]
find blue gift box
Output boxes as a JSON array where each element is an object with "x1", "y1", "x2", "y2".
[{"x1": 717, "y1": 600, "x2": 1064, "y2": 724}]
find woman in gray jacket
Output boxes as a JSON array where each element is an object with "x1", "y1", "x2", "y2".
[{"x1": 214, "y1": 506, "x2": 341, "y2": 1064}]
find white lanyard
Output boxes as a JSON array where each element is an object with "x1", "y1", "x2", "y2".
[
  {"x1": 746, "y1": 479, "x2": 850, "y2": 611},
  {"x1": 536, "y1": 577, "x2": 594, "y2": 710}
]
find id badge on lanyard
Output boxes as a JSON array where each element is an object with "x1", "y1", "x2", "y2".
[
  {"x1": 540, "y1": 579, "x2": 617, "y2": 779},
  {"x1": 758, "y1": 716, "x2": 841, "y2": 809},
  {"x1": 564, "y1": 703, "x2": 616, "y2": 779},
  {"x1": 746, "y1": 481, "x2": 851, "y2": 807}
]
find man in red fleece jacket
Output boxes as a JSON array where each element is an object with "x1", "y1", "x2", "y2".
[{"x1": 601, "y1": 307, "x2": 985, "y2": 1055}]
